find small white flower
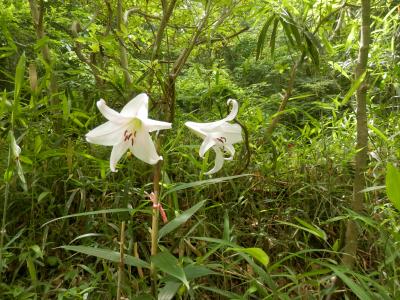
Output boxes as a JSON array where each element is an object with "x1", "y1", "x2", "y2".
[
  {"x1": 86, "y1": 93, "x2": 171, "y2": 172},
  {"x1": 185, "y1": 99, "x2": 243, "y2": 175}
]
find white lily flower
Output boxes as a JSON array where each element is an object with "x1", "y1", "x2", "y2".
[
  {"x1": 86, "y1": 93, "x2": 171, "y2": 172},
  {"x1": 185, "y1": 99, "x2": 243, "y2": 175}
]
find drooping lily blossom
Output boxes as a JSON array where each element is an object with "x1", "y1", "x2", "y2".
[
  {"x1": 86, "y1": 93, "x2": 171, "y2": 172},
  {"x1": 185, "y1": 99, "x2": 243, "y2": 175}
]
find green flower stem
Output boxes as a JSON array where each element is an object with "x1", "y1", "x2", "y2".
[
  {"x1": 117, "y1": 221, "x2": 126, "y2": 300},
  {"x1": 150, "y1": 161, "x2": 161, "y2": 297},
  {"x1": 0, "y1": 144, "x2": 12, "y2": 281}
]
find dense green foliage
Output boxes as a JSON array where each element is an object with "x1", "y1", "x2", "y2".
[{"x1": 1, "y1": 0, "x2": 399, "y2": 299}]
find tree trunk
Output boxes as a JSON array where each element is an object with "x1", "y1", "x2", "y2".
[
  {"x1": 28, "y1": 0, "x2": 58, "y2": 106},
  {"x1": 117, "y1": 0, "x2": 132, "y2": 87},
  {"x1": 342, "y1": 0, "x2": 371, "y2": 269}
]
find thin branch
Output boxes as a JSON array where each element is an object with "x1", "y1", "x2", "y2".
[
  {"x1": 195, "y1": 26, "x2": 249, "y2": 46},
  {"x1": 152, "y1": 0, "x2": 178, "y2": 60}
]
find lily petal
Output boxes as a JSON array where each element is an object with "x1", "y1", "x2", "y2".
[
  {"x1": 185, "y1": 99, "x2": 239, "y2": 131},
  {"x1": 223, "y1": 144, "x2": 235, "y2": 160},
  {"x1": 205, "y1": 146, "x2": 224, "y2": 175},
  {"x1": 86, "y1": 121, "x2": 128, "y2": 146},
  {"x1": 120, "y1": 93, "x2": 148, "y2": 119},
  {"x1": 130, "y1": 130, "x2": 162, "y2": 165},
  {"x1": 199, "y1": 136, "x2": 216, "y2": 158},
  {"x1": 213, "y1": 129, "x2": 243, "y2": 146},
  {"x1": 185, "y1": 121, "x2": 207, "y2": 139},
  {"x1": 110, "y1": 141, "x2": 130, "y2": 172},
  {"x1": 97, "y1": 99, "x2": 130, "y2": 124},
  {"x1": 143, "y1": 118, "x2": 172, "y2": 132},
  {"x1": 223, "y1": 99, "x2": 239, "y2": 122}
]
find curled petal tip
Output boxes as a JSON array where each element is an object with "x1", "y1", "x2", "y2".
[
  {"x1": 227, "y1": 98, "x2": 235, "y2": 105},
  {"x1": 97, "y1": 99, "x2": 106, "y2": 106},
  {"x1": 225, "y1": 99, "x2": 239, "y2": 121}
]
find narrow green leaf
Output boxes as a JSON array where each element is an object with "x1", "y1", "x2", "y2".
[
  {"x1": 192, "y1": 236, "x2": 238, "y2": 248},
  {"x1": 199, "y1": 285, "x2": 243, "y2": 299},
  {"x1": 328, "y1": 265, "x2": 372, "y2": 300},
  {"x1": 321, "y1": 32, "x2": 334, "y2": 55},
  {"x1": 304, "y1": 31, "x2": 319, "y2": 67},
  {"x1": 158, "y1": 200, "x2": 206, "y2": 240},
  {"x1": 163, "y1": 174, "x2": 251, "y2": 197},
  {"x1": 282, "y1": 10, "x2": 302, "y2": 49},
  {"x1": 256, "y1": 15, "x2": 275, "y2": 60},
  {"x1": 184, "y1": 264, "x2": 217, "y2": 281},
  {"x1": 223, "y1": 210, "x2": 230, "y2": 242},
  {"x1": 151, "y1": 251, "x2": 189, "y2": 288},
  {"x1": 14, "y1": 52, "x2": 26, "y2": 111},
  {"x1": 277, "y1": 218, "x2": 327, "y2": 241},
  {"x1": 34, "y1": 136, "x2": 42, "y2": 155},
  {"x1": 61, "y1": 245, "x2": 150, "y2": 268},
  {"x1": 279, "y1": 18, "x2": 295, "y2": 47},
  {"x1": 270, "y1": 18, "x2": 279, "y2": 57},
  {"x1": 131, "y1": 294, "x2": 153, "y2": 300},
  {"x1": 158, "y1": 281, "x2": 181, "y2": 300},
  {"x1": 368, "y1": 124, "x2": 389, "y2": 143},
  {"x1": 37, "y1": 191, "x2": 51, "y2": 203},
  {"x1": 26, "y1": 256, "x2": 37, "y2": 283},
  {"x1": 386, "y1": 163, "x2": 400, "y2": 211},
  {"x1": 16, "y1": 160, "x2": 28, "y2": 192},
  {"x1": 329, "y1": 61, "x2": 350, "y2": 80},
  {"x1": 34, "y1": 36, "x2": 50, "y2": 51},
  {"x1": 42, "y1": 208, "x2": 145, "y2": 227},
  {"x1": 295, "y1": 217, "x2": 327, "y2": 241},
  {"x1": 340, "y1": 71, "x2": 366, "y2": 106},
  {"x1": 227, "y1": 247, "x2": 269, "y2": 266},
  {"x1": 359, "y1": 185, "x2": 385, "y2": 193}
]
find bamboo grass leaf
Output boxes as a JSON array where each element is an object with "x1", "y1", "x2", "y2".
[
  {"x1": 151, "y1": 251, "x2": 189, "y2": 288},
  {"x1": 158, "y1": 200, "x2": 206, "y2": 240},
  {"x1": 270, "y1": 18, "x2": 279, "y2": 57},
  {"x1": 162, "y1": 174, "x2": 251, "y2": 197},
  {"x1": 256, "y1": 15, "x2": 275, "y2": 60},
  {"x1": 42, "y1": 208, "x2": 147, "y2": 227},
  {"x1": 14, "y1": 52, "x2": 26, "y2": 112},
  {"x1": 227, "y1": 247, "x2": 270, "y2": 266},
  {"x1": 61, "y1": 245, "x2": 150, "y2": 268},
  {"x1": 340, "y1": 71, "x2": 366, "y2": 106}
]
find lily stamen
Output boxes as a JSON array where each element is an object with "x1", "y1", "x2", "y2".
[{"x1": 216, "y1": 137, "x2": 227, "y2": 143}]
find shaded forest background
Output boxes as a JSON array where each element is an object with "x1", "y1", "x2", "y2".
[{"x1": 0, "y1": 0, "x2": 400, "y2": 299}]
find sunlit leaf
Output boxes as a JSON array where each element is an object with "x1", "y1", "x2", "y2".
[
  {"x1": 228, "y1": 247, "x2": 269, "y2": 266},
  {"x1": 386, "y1": 163, "x2": 400, "y2": 211}
]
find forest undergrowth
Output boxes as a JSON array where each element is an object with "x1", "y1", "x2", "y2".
[{"x1": 1, "y1": 1, "x2": 400, "y2": 299}]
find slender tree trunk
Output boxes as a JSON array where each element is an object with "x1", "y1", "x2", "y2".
[
  {"x1": 28, "y1": 0, "x2": 58, "y2": 105},
  {"x1": 342, "y1": 0, "x2": 371, "y2": 269},
  {"x1": 265, "y1": 58, "x2": 300, "y2": 139},
  {"x1": 117, "y1": 0, "x2": 132, "y2": 87},
  {"x1": 163, "y1": 2, "x2": 211, "y2": 122}
]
